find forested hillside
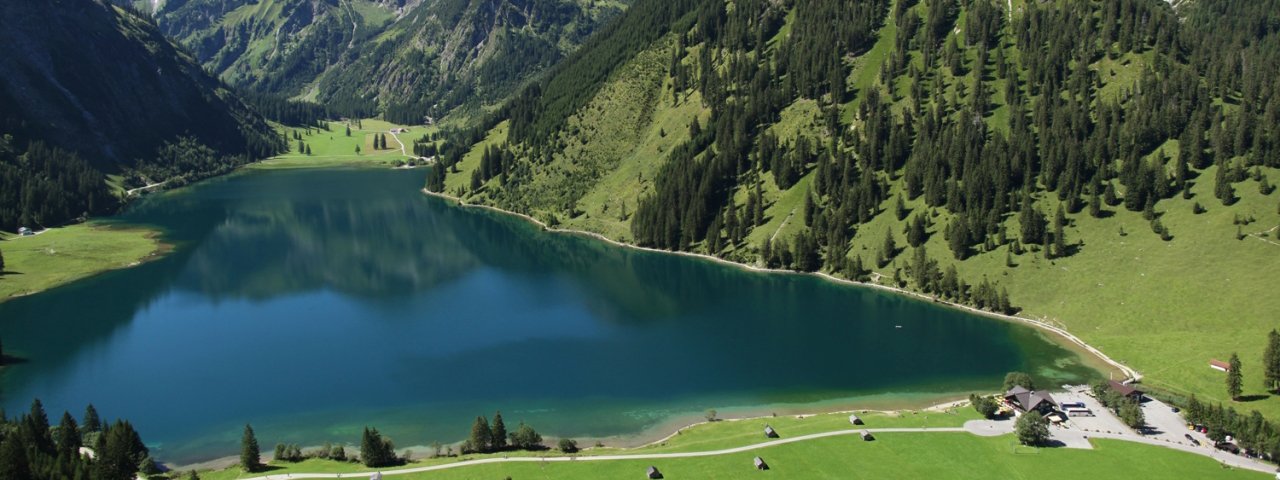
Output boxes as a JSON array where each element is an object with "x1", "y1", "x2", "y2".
[
  {"x1": 0, "y1": 0, "x2": 282, "y2": 231},
  {"x1": 153, "y1": 0, "x2": 628, "y2": 123},
  {"x1": 429, "y1": 0, "x2": 1280, "y2": 423}
]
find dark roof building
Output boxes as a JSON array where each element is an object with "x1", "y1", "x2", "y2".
[
  {"x1": 1004, "y1": 386, "x2": 1056, "y2": 415},
  {"x1": 754, "y1": 456, "x2": 769, "y2": 470},
  {"x1": 764, "y1": 425, "x2": 778, "y2": 438},
  {"x1": 647, "y1": 465, "x2": 663, "y2": 479},
  {"x1": 1109, "y1": 380, "x2": 1143, "y2": 401}
]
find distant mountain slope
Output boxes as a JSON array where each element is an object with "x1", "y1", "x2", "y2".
[
  {"x1": 153, "y1": 0, "x2": 627, "y2": 122},
  {"x1": 0, "y1": 0, "x2": 282, "y2": 230},
  {"x1": 0, "y1": 0, "x2": 279, "y2": 166}
]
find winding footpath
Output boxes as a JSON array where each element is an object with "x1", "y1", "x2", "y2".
[{"x1": 234, "y1": 421, "x2": 1275, "y2": 479}]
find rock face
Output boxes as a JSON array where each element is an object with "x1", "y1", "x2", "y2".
[{"x1": 0, "y1": 0, "x2": 278, "y2": 168}]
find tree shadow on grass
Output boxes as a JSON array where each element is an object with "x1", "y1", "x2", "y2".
[{"x1": 1238, "y1": 394, "x2": 1271, "y2": 403}]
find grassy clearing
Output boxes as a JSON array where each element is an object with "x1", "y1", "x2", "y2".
[
  {"x1": 250, "y1": 119, "x2": 415, "y2": 170},
  {"x1": 0, "y1": 223, "x2": 160, "y2": 301},
  {"x1": 196, "y1": 408, "x2": 1267, "y2": 479}
]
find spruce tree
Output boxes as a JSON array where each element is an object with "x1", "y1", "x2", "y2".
[
  {"x1": 345, "y1": 125, "x2": 351, "y2": 137},
  {"x1": 83, "y1": 404, "x2": 101, "y2": 433},
  {"x1": 56, "y1": 411, "x2": 80, "y2": 457},
  {"x1": 1227, "y1": 353, "x2": 1243, "y2": 400},
  {"x1": 240, "y1": 424, "x2": 260, "y2": 472},
  {"x1": 467, "y1": 416, "x2": 492, "y2": 453},
  {"x1": 491, "y1": 412, "x2": 508, "y2": 450},
  {"x1": 1266, "y1": 330, "x2": 1280, "y2": 392},
  {"x1": 0, "y1": 244, "x2": 5, "y2": 273}
]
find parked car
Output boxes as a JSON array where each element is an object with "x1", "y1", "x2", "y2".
[{"x1": 1171, "y1": 406, "x2": 1180, "y2": 413}]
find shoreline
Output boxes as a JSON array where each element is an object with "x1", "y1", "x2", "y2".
[
  {"x1": 420, "y1": 187, "x2": 1140, "y2": 383},
  {"x1": 167, "y1": 396, "x2": 976, "y2": 472}
]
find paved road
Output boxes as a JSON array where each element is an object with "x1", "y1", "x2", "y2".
[{"x1": 234, "y1": 420, "x2": 1276, "y2": 479}]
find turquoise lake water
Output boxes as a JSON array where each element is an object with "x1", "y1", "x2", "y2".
[{"x1": 0, "y1": 168, "x2": 1099, "y2": 463}]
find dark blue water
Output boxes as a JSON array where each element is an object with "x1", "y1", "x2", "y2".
[{"x1": 0, "y1": 168, "x2": 1098, "y2": 463}]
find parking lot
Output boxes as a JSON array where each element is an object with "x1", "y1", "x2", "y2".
[{"x1": 1053, "y1": 388, "x2": 1131, "y2": 435}]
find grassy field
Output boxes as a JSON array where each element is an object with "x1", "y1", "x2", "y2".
[
  {"x1": 0, "y1": 223, "x2": 160, "y2": 301},
  {"x1": 249, "y1": 119, "x2": 417, "y2": 169},
  {"x1": 194, "y1": 408, "x2": 1267, "y2": 479}
]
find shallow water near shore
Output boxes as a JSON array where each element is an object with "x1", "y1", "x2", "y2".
[{"x1": 0, "y1": 168, "x2": 1100, "y2": 464}]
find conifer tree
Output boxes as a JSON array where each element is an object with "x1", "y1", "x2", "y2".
[
  {"x1": 0, "y1": 244, "x2": 5, "y2": 273},
  {"x1": 491, "y1": 411, "x2": 508, "y2": 450},
  {"x1": 56, "y1": 411, "x2": 80, "y2": 457},
  {"x1": 345, "y1": 125, "x2": 351, "y2": 137},
  {"x1": 467, "y1": 416, "x2": 492, "y2": 453},
  {"x1": 240, "y1": 424, "x2": 260, "y2": 472},
  {"x1": 83, "y1": 404, "x2": 101, "y2": 433},
  {"x1": 1227, "y1": 353, "x2": 1243, "y2": 400},
  {"x1": 1265, "y1": 330, "x2": 1280, "y2": 392}
]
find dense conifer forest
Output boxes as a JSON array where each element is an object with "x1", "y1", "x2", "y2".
[{"x1": 428, "y1": 0, "x2": 1280, "y2": 316}]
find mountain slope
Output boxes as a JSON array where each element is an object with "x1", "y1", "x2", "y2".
[
  {"x1": 0, "y1": 0, "x2": 282, "y2": 230},
  {"x1": 153, "y1": 0, "x2": 627, "y2": 121},
  {"x1": 429, "y1": 0, "x2": 1280, "y2": 430}
]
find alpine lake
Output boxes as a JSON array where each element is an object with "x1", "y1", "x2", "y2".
[{"x1": 0, "y1": 167, "x2": 1104, "y2": 464}]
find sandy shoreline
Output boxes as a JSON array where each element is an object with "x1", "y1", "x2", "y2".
[{"x1": 420, "y1": 188, "x2": 1139, "y2": 382}]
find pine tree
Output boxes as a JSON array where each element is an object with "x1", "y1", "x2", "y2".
[
  {"x1": 467, "y1": 416, "x2": 492, "y2": 453},
  {"x1": 83, "y1": 404, "x2": 101, "y2": 433},
  {"x1": 240, "y1": 424, "x2": 260, "y2": 472},
  {"x1": 305, "y1": 145, "x2": 312, "y2": 155},
  {"x1": 1265, "y1": 330, "x2": 1280, "y2": 392},
  {"x1": 355, "y1": 145, "x2": 361, "y2": 155},
  {"x1": 0, "y1": 244, "x2": 5, "y2": 273},
  {"x1": 56, "y1": 411, "x2": 80, "y2": 457},
  {"x1": 491, "y1": 411, "x2": 508, "y2": 450},
  {"x1": 345, "y1": 125, "x2": 351, "y2": 137},
  {"x1": 1227, "y1": 353, "x2": 1243, "y2": 400}
]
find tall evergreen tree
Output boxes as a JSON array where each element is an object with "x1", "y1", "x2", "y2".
[
  {"x1": 467, "y1": 416, "x2": 492, "y2": 453},
  {"x1": 56, "y1": 411, "x2": 80, "y2": 458},
  {"x1": 82, "y1": 404, "x2": 101, "y2": 433},
  {"x1": 1228, "y1": 353, "x2": 1244, "y2": 400},
  {"x1": 240, "y1": 424, "x2": 260, "y2": 472},
  {"x1": 1266, "y1": 330, "x2": 1280, "y2": 393},
  {"x1": 491, "y1": 411, "x2": 508, "y2": 450}
]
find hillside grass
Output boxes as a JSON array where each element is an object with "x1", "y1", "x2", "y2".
[
  {"x1": 195, "y1": 407, "x2": 1266, "y2": 479},
  {"x1": 0, "y1": 223, "x2": 160, "y2": 301},
  {"x1": 842, "y1": 164, "x2": 1280, "y2": 414}
]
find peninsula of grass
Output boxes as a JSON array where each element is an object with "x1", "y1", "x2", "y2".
[{"x1": 0, "y1": 222, "x2": 161, "y2": 301}]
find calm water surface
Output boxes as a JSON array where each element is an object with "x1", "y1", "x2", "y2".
[{"x1": 0, "y1": 168, "x2": 1099, "y2": 463}]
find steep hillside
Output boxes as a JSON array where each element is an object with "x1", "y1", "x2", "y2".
[
  {"x1": 430, "y1": 0, "x2": 1280, "y2": 428},
  {"x1": 0, "y1": 0, "x2": 282, "y2": 230},
  {"x1": 154, "y1": 0, "x2": 627, "y2": 121}
]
